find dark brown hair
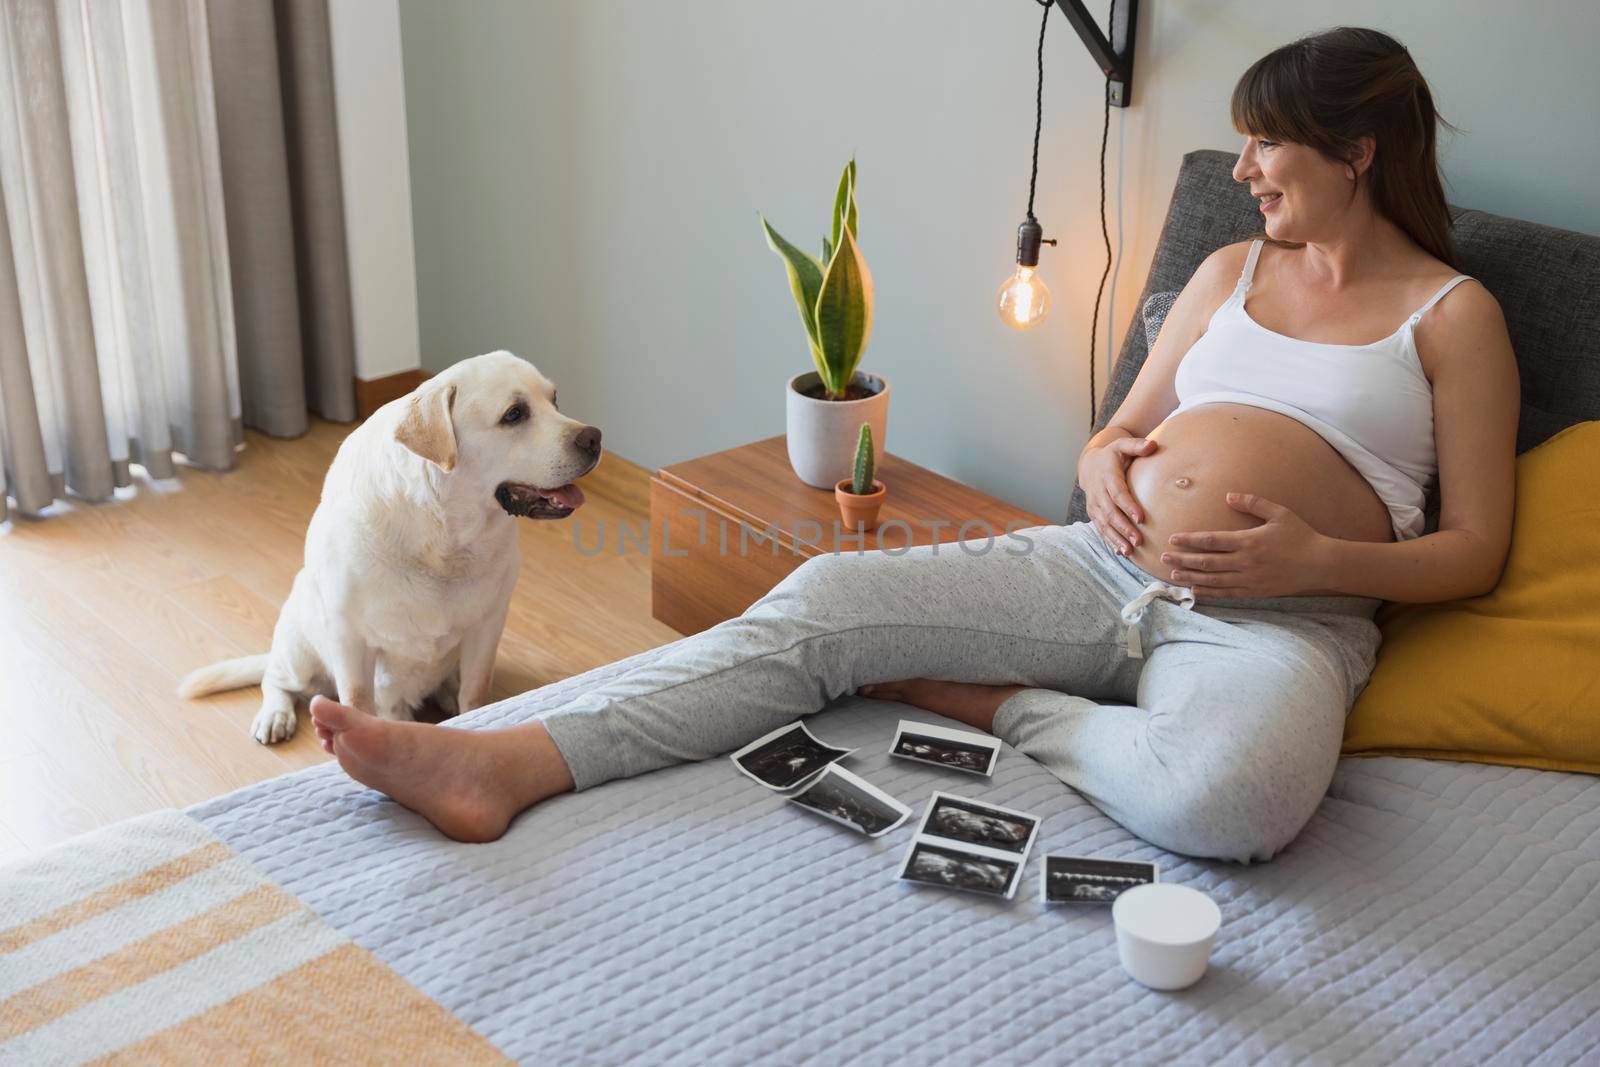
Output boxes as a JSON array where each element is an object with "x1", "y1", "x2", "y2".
[{"x1": 1231, "y1": 26, "x2": 1463, "y2": 270}]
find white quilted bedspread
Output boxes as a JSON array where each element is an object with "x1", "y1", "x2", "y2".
[{"x1": 191, "y1": 642, "x2": 1600, "y2": 1066}]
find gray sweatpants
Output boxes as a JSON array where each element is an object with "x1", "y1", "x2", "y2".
[{"x1": 539, "y1": 520, "x2": 1383, "y2": 864}]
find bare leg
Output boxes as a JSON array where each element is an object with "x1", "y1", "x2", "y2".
[
  {"x1": 856, "y1": 679, "x2": 1026, "y2": 733},
  {"x1": 309, "y1": 695, "x2": 575, "y2": 843}
]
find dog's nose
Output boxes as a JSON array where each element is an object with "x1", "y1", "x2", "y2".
[{"x1": 574, "y1": 425, "x2": 602, "y2": 456}]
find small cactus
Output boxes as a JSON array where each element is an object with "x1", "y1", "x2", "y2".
[{"x1": 850, "y1": 423, "x2": 875, "y2": 495}]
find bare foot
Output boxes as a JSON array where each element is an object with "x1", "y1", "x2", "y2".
[
  {"x1": 855, "y1": 678, "x2": 1025, "y2": 733},
  {"x1": 309, "y1": 695, "x2": 572, "y2": 843}
]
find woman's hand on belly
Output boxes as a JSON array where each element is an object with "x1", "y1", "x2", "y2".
[
  {"x1": 1079, "y1": 434, "x2": 1161, "y2": 555},
  {"x1": 1153, "y1": 492, "x2": 1336, "y2": 599}
]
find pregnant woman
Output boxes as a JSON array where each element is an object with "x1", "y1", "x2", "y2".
[{"x1": 308, "y1": 27, "x2": 1518, "y2": 863}]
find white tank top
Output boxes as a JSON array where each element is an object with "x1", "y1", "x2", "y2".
[{"x1": 1171, "y1": 239, "x2": 1473, "y2": 541}]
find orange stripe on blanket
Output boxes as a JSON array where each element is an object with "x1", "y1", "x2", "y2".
[
  {"x1": 87, "y1": 942, "x2": 515, "y2": 1066},
  {"x1": 0, "y1": 842, "x2": 234, "y2": 954},
  {"x1": 0, "y1": 883, "x2": 298, "y2": 1039}
]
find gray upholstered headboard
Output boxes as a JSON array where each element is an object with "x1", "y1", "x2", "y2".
[{"x1": 1065, "y1": 149, "x2": 1600, "y2": 532}]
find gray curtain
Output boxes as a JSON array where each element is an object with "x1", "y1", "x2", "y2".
[
  {"x1": 0, "y1": 0, "x2": 355, "y2": 523},
  {"x1": 207, "y1": 0, "x2": 354, "y2": 436}
]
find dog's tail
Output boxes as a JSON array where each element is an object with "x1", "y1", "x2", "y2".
[{"x1": 177, "y1": 654, "x2": 269, "y2": 699}]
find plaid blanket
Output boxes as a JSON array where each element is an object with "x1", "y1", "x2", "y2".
[{"x1": 0, "y1": 809, "x2": 510, "y2": 1066}]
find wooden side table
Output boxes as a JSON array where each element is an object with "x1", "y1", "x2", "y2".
[{"x1": 649, "y1": 435, "x2": 1050, "y2": 635}]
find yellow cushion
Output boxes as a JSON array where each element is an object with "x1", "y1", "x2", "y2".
[{"x1": 1342, "y1": 419, "x2": 1600, "y2": 774}]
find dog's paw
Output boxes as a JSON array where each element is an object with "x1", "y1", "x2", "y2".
[{"x1": 251, "y1": 705, "x2": 297, "y2": 745}]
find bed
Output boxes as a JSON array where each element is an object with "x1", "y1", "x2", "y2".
[
  {"x1": 46, "y1": 150, "x2": 1600, "y2": 1065},
  {"x1": 192, "y1": 674, "x2": 1600, "y2": 1064}
]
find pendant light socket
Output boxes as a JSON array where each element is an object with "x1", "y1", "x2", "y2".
[
  {"x1": 1016, "y1": 217, "x2": 1044, "y2": 268},
  {"x1": 1015, "y1": 216, "x2": 1057, "y2": 268}
]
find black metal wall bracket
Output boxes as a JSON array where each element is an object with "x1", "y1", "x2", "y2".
[{"x1": 1052, "y1": 0, "x2": 1139, "y2": 107}]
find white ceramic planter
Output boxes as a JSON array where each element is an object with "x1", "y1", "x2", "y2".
[{"x1": 785, "y1": 370, "x2": 889, "y2": 489}]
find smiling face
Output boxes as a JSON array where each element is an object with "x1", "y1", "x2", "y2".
[
  {"x1": 1232, "y1": 132, "x2": 1374, "y2": 244},
  {"x1": 403, "y1": 350, "x2": 602, "y2": 520}
]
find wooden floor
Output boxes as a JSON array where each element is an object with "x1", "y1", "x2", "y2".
[{"x1": 0, "y1": 418, "x2": 680, "y2": 862}]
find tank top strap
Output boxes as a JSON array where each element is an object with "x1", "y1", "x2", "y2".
[
  {"x1": 1232, "y1": 239, "x2": 1265, "y2": 298},
  {"x1": 1408, "y1": 274, "x2": 1473, "y2": 325}
]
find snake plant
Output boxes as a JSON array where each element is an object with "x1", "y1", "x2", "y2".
[
  {"x1": 850, "y1": 423, "x2": 876, "y2": 495},
  {"x1": 760, "y1": 158, "x2": 875, "y2": 401}
]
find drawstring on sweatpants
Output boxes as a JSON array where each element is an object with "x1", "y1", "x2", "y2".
[{"x1": 1119, "y1": 580, "x2": 1195, "y2": 659}]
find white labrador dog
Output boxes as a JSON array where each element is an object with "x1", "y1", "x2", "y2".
[{"x1": 178, "y1": 350, "x2": 601, "y2": 744}]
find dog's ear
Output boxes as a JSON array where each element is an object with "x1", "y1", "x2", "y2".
[{"x1": 394, "y1": 381, "x2": 459, "y2": 471}]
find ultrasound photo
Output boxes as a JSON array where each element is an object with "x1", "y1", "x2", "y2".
[
  {"x1": 898, "y1": 841, "x2": 1021, "y2": 899},
  {"x1": 1042, "y1": 855, "x2": 1159, "y2": 905},
  {"x1": 787, "y1": 765, "x2": 911, "y2": 837},
  {"x1": 919, "y1": 793, "x2": 1039, "y2": 856},
  {"x1": 888, "y1": 721, "x2": 999, "y2": 776},
  {"x1": 730, "y1": 721, "x2": 853, "y2": 790}
]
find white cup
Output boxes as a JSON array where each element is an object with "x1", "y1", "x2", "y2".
[{"x1": 1112, "y1": 883, "x2": 1222, "y2": 991}]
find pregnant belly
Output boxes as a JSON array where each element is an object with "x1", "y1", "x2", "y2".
[{"x1": 1123, "y1": 402, "x2": 1394, "y2": 583}]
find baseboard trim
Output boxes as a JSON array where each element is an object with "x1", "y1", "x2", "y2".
[{"x1": 355, "y1": 368, "x2": 431, "y2": 420}]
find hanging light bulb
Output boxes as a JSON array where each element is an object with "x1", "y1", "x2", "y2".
[
  {"x1": 997, "y1": 217, "x2": 1054, "y2": 330},
  {"x1": 999, "y1": 1, "x2": 1057, "y2": 331},
  {"x1": 997, "y1": 267, "x2": 1049, "y2": 330}
]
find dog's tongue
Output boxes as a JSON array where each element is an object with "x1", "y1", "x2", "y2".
[{"x1": 545, "y1": 483, "x2": 584, "y2": 509}]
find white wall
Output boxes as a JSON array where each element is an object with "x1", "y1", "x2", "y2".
[
  {"x1": 398, "y1": 0, "x2": 1600, "y2": 521},
  {"x1": 327, "y1": 0, "x2": 420, "y2": 381}
]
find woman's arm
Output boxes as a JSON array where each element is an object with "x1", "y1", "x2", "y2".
[{"x1": 1307, "y1": 282, "x2": 1520, "y2": 603}]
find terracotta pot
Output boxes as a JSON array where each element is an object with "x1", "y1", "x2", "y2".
[
  {"x1": 785, "y1": 370, "x2": 889, "y2": 488},
  {"x1": 835, "y1": 478, "x2": 886, "y2": 531}
]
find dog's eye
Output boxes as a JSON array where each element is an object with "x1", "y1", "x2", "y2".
[{"x1": 501, "y1": 404, "x2": 527, "y2": 425}]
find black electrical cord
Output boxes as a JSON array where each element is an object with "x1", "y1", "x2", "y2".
[
  {"x1": 1088, "y1": 0, "x2": 1117, "y2": 428},
  {"x1": 1025, "y1": 0, "x2": 1050, "y2": 220},
  {"x1": 1026, "y1": 0, "x2": 1117, "y2": 427}
]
